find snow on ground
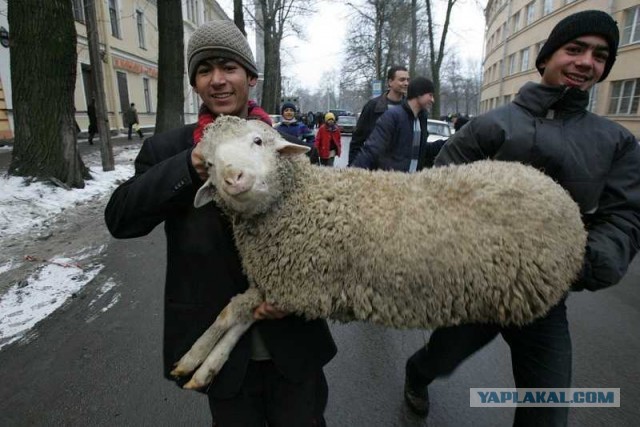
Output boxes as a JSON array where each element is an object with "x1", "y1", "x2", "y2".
[{"x1": 0, "y1": 146, "x2": 138, "y2": 349}]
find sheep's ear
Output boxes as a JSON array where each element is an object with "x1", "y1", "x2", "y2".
[
  {"x1": 274, "y1": 139, "x2": 310, "y2": 157},
  {"x1": 194, "y1": 182, "x2": 216, "y2": 208}
]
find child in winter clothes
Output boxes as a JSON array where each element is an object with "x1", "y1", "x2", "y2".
[{"x1": 315, "y1": 112, "x2": 341, "y2": 166}]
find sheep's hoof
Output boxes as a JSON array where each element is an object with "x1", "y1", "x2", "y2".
[
  {"x1": 170, "y1": 366, "x2": 190, "y2": 377},
  {"x1": 183, "y1": 378, "x2": 204, "y2": 390}
]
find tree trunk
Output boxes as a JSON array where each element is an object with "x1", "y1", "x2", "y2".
[
  {"x1": 234, "y1": 0, "x2": 246, "y2": 35},
  {"x1": 85, "y1": 0, "x2": 114, "y2": 171},
  {"x1": 410, "y1": 0, "x2": 417, "y2": 76},
  {"x1": 8, "y1": 0, "x2": 89, "y2": 188},
  {"x1": 155, "y1": 0, "x2": 184, "y2": 134}
]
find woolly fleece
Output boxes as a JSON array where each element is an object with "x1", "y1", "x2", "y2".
[{"x1": 196, "y1": 116, "x2": 587, "y2": 329}]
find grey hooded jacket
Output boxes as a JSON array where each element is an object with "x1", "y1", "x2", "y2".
[{"x1": 435, "y1": 82, "x2": 640, "y2": 291}]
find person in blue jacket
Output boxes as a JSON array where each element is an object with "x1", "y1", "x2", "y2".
[{"x1": 351, "y1": 77, "x2": 435, "y2": 172}]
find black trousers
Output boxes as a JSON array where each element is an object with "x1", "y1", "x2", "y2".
[
  {"x1": 407, "y1": 299, "x2": 572, "y2": 427},
  {"x1": 208, "y1": 360, "x2": 328, "y2": 427},
  {"x1": 128, "y1": 124, "x2": 144, "y2": 139}
]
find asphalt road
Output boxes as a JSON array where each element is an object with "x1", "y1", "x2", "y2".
[{"x1": 0, "y1": 135, "x2": 639, "y2": 426}]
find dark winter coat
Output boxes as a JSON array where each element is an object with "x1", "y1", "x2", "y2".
[
  {"x1": 123, "y1": 107, "x2": 138, "y2": 126},
  {"x1": 348, "y1": 91, "x2": 403, "y2": 165},
  {"x1": 87, "y1": 104, "x2": 97, "y2": 134},
  {"x1": 315, "y1": 123, "x2": 342, "y2": 159},
  {"x1": 104, "y1": 124, "x2": 336, "y2": 398},
  {"x1": 351, "y1": 101, "x2": 431, "y2": 172},
  {"x1": 276, "y1": 121, "x2": 315, "y2": 147},
  {"x1": 436, "y1": 82, "x2": 640, "y2": 292}
]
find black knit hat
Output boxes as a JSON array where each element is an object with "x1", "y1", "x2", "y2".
[
  {"x1": 535, "y1": 10, "x2": 619, "y2": 82},
  {"x1": 280, "y1": 102, "x2": 296, "y2": 114},
  {"x1": 407, "y1": 77, "x2": 435, "y2": 99},
  {"x1": 187, "y1": 20, "x2": 258, "y2": 86}
]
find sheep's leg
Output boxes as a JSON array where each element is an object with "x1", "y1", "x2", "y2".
[
  {"x1": 183, "y1": 320, "x2": 254, "y2": 390},
  {"x1": 171, "y1": 288, "x2": 263, "y2": 378}
]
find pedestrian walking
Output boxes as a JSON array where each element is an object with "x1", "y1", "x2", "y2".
[
  {"x1": 314, "y1": 112, "x2": 341, "y2": 166},
  {"x1": 87, "y1": 98, "x2": 97, "y2": 145},
  {"x1": 351, "y1": 77, "x2": 435, "y2": 172},
  {"x1": 348, "y1": 65, "x2": 409, "y2": 165},
  {"x1": 123, "y1": 103, "x2": 144, "y2": 140}
]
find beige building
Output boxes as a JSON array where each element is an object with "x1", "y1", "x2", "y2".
[
  {"x1": 482, "y1": 0, "x2": 640, "y2": 138},
  {"x1": 0, "y1": 0, "x2": 228, "y2": 139}
]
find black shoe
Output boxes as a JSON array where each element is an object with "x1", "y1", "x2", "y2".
[{"x1": 404, "y1": 373, "x2": 430, "y2": 417}]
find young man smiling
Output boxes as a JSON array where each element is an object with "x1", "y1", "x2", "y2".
[
  {"x1": 106, "y1": 20, "x2": 336, "y2": 426},
  {"x1": 403, "y1": 10, "x2": 640, "y2": 426}
]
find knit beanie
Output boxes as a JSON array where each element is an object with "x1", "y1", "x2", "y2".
[
  {"x1": 535, "y1": 10, "x2": 619, "y2": 82},
  {"x1": 187, "y1": 20, "x2": 258, "y2": 86},
  {"x1": 281, "y1": 102, "x2": 296, "y2": 114},
  {"x1": 407, "y1": 77, "x2": 435, "y2": 99},
  {"x1": 324, "y1": 112, "x2": 336, "y2": 122}
]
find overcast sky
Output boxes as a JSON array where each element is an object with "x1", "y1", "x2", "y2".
[{"x1": 217, "y1": 0, "x2": 487, "y2": 91}]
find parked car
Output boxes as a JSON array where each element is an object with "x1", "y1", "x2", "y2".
[
  {"x1": 337, "y1": 115, "x2": 357, "y2": 134},
  {"x1": 269, "y1": 114, "x2": 283, "y2": 128},
  {"x1": 426, "y1": 119, "x2": 452, "y2": 142}
]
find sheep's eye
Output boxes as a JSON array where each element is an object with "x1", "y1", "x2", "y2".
[
  {"x1": 253, "y1": 137, "x2": 262, "y2": 146},
  {"x1": 206, "y1": 161, "x2": 213, "y2": 168}
]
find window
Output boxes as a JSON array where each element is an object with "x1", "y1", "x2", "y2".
[
  {"x1": 143, "y1": 77, "x2": 152, "y2": 113},
  {"x1": 622, "y1": 6, "x2": 640, "y2": 45},
  {"x1": 109, "y1": 0, "x2": 121, "y2": 38},
  {"x1": 503, "y1": 95, "x2": 511, "y2": 105},
  {"x1": 509, "y1": 53, "x2": 518, "y2": 75},
  {"x1": 543, "y1": 0, "x2": 553, "y2": 16},
  {"x1": 520, "y1": 48, "x2": 530, "y2": 71},
  {"x1": 136, "y1": 10, "x2": 146, "y2": 48},
  {"x1": 187, "y1": 0, "x2": 198, "y2": 23},
  {"x1": 526, "y1": 2, "x2": 536, "y2": 25},
  {"x1": 608, "y1": 79, "x2": 640, "y2": 115},
  {"x1": 72, "y1": 0, "x2": 85, "y2": 23},
  {"x1": 512, "y1": 11, "x2": 521, "y2": 33}
]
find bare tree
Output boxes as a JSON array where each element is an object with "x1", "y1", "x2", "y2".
[
  {"x1": 410, "y1": 0, "x2": 418, "y2": 76},
  {"x1": 425, "y1": 0, "x2": 457, "y2": 118},
  {"x1": 251, "y1": 0, "x2": 315, "y2": 114},
  {"x1": 155, "y1": 0, "x2": 184, "y2": 134},
  {"x1": 8, "y1": 0, "x2": 89, "y2": 188},
  {"x1": 342, "y1": 0, "x2": 412, "y2": 101},
  {"x1": 234, "y1": 0, "x2": 246, "y2": 35}
]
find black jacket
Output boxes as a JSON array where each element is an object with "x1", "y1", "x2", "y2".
[
  {"x1": 436, "y1": 82, "x2": 640, "y2": 291},
  {"x1": 351, "y1": 101, "x2": 432, "y2": 172},
  {"x1": 348, "y1": 91, "x2": 403, "y2": 165},
  {"x1": 104, "y1": 124, "x2": 336, "y2": 398}
]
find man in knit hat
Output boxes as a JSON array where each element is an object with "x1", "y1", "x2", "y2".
[
  {"x1": 403, "y1": 10, "x2": 640, "y2": 425},
  {"x1": 351, "y1": 76, "x2": 437, "y2": 171},
  {"x1": 105, "y1": 20, "x2": 336, "y2": 426}
]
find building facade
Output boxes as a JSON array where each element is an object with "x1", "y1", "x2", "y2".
[
  {"x1": 0, "y1": 0, "x2": 229, "y2": 140},
  {"x1": 482, "y1": 0, "x2": 640, "y2": 138}
]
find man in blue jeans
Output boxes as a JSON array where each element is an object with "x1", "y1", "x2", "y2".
[{"x1": 403, "y1": 10, "x2": 640, "y2": 426}]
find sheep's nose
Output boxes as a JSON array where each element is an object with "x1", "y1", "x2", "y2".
[{"x1": 222, "y1": 167, "x2": 254, "y2": 195}]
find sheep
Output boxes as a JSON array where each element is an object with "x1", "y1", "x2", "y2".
[{"x1": 170, "y1": 115, "x2": 587, "y2": 390}]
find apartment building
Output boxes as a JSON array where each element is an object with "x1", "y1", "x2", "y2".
[
  {"x1": 0, "y1": 0, "x2": 228, "y2": 139},
  {"x1": 482, "y1": 0, "x2": 640, "y2": 138}
]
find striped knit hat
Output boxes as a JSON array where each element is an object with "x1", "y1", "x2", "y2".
[{"x1": 187, "y1": 20, "x2": 258, "y2": 85}]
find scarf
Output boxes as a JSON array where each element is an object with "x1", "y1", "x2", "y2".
[{"x1": 193, "y1": 100, "x2": 273, "y2": 145}]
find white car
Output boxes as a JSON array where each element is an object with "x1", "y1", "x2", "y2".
[{"x1": 426, "y1": 119, "x2": 452, "y2": 142}]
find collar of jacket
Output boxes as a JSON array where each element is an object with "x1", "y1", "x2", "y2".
[
  {"x1": 374, "y1": 90, "x2": 404, "y2": 113},
  {"x1": 513, "y1": 82, "x2": 590, "y2": 118},
  {"x1": 401, "y1": 99, "x2": 428, "y2": 121}
]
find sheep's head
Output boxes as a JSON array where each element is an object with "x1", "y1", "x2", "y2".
[{"x1": 194, "y1": 115, "x2": 309, "y2": 217}]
